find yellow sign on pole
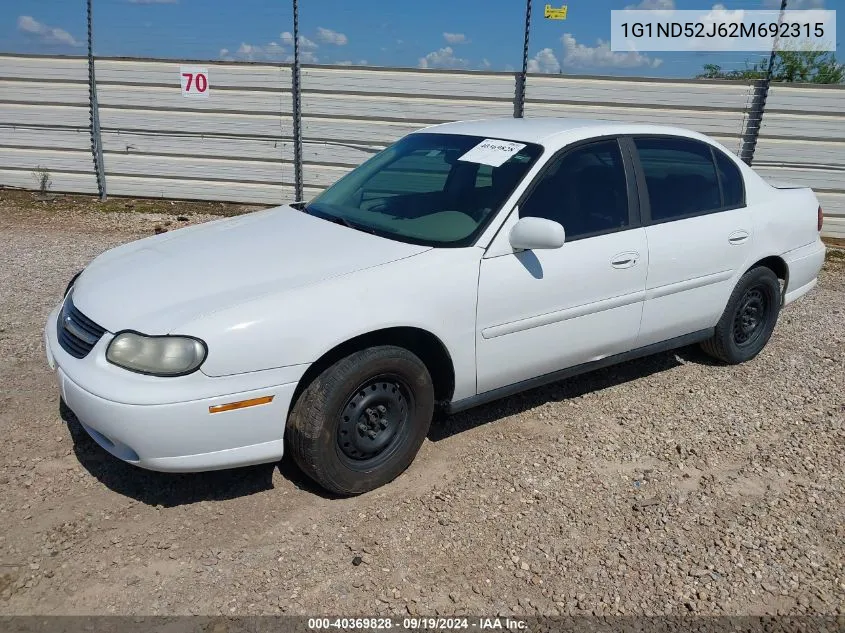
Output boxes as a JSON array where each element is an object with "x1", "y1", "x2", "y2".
[{"x1": 544, "y1": 4, "x2": 568, "y2": 20}]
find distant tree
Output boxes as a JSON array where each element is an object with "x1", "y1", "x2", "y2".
[
  {"x1": 697, "y1": 63, "x2": 763, "y2": 81},
  {"x1": 770, "y1": 50, "x2": 845, "y2": 83},
  {"x1": 697, "y1": 51, "x2": 844, "y2": 84}
]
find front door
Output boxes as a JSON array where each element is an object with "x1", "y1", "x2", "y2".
[{"x1": 475, "y1": 138, "x2": 648, "y2": 394}]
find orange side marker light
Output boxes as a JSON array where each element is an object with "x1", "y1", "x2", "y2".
[{"x1": 209, "y1": 395, "x2": 274, "y2": 414}]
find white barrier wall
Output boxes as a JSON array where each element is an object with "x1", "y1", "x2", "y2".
[
  {"x1": 0, "y1": 55, "x2": 297, "y2": 203},
  {"x1": 755, "y1": 83, "x2": 845, "y2": 239},
  {"x1": 524, "y1": 74, "x2": 751, "y2": 152},
  {"x1": 0, "y1": 56, "x2": 98, "y2": 195},
  {"x1": 298, "y1": 65, "x2": 516, "y2": 195},
  {"x1": 1, "y1": 54, "x2": 843, "y2": 239}
]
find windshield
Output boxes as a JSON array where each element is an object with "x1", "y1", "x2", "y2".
[{"x1": 305, "y1": 133, "x2": 543, "y2": 247}]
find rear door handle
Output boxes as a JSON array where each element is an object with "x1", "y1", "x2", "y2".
[
  {"x1": 611, "y1": 251, "x2": 640, "y2": 269},
  {"x1": 728, "y1": 230, "x2": 750, "y2": 245}
]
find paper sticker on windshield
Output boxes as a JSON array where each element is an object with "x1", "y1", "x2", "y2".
[{"x1": 458, "y1": 139, "x2": 527, "y2": 167}]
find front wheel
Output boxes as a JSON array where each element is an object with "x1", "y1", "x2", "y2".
[
  {"x1": 701, "y1": 266, "x2": 781, "y2": 364},
  {"x1": 287, "y1": 345, "x2": 435, "y2": 496}
]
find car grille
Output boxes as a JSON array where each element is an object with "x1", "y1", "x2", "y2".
[{"x1": 56, "y1": 295, "x2": 106, "y2": 359}]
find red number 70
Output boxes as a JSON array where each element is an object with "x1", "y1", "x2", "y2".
[{"x1": 182, "y1": 72, "x2": 207, "y2": 92}]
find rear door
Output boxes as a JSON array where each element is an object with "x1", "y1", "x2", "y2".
[{"x1": 629, "y1": 136, "x2": 754, "y2": 347}]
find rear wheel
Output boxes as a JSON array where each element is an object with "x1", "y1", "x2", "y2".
[
  {"x1": 287, "y1": 345, "x2": 434, "y2": 496},
  {"x1": 701, "y1": 266, "x2": 781, "y2": 364}
]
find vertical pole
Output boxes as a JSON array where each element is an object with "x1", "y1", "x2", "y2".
[
  {"x1": 291, "y1": 0, "x2": 304, "y2": 201},
  {"x1": 763, "y1": 0, "x2": 788, "y2": 85},
  {"x1": 514, "y1": 0, "x2": 531, "y2": 118},
  {"x1": 739, "y1": 0, "x2": 787, "y2": 165},
  {"x1": 739, "y1": 79, "x2": 766, "y2": 165},
  {"x1": 87, "y1": 0, "x2": 107, "y2": 200}
]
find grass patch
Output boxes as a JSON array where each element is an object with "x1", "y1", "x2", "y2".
[
  {"x1": 0, "y1": 188, "x2": 266, "y2": 217},
  {"x1": 825, "y1": 248, "x2": 844, "y2": 262}
]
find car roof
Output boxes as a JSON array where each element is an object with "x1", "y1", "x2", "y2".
[{"x1": 417, "y1": 117, "x2": 713, "y2": 148}]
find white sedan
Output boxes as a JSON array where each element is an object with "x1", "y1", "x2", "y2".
[{"x1": 45, "y1": 118, "x2": 826, "y2": 495}]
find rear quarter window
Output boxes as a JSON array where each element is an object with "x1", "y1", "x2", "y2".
[{"x1": 714, "y1": 149, "x2": 745, "y2": 208}]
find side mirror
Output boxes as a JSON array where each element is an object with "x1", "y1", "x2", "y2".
[{"x1": 509, "y1": 217, "x2": 565, "y2": 251}]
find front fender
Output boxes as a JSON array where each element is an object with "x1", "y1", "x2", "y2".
[{"x1": 183, "y1": 248, "x2": 483, "y2": 401}]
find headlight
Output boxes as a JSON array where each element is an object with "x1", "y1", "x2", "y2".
[{"x1": 106, "y1": 332, "x2": 207, "y2": 376}]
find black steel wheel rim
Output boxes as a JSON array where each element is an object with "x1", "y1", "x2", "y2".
[
  {"x1": 336, "y1": 374, "x2": 413, "y2": 470},
  {"x1": 732, "y1": 286, "x2": 768, "y2": 347}
]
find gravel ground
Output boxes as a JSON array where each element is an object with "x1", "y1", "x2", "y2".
[{"x1": 0, "y1": 191, "x2": 843, "y2": 617}]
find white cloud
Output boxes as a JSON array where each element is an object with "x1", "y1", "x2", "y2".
[
  {"x1": 418, "y1": 46, "x2": 469, "y2": 69},
  {"x1": 316, "y1": 27, "x2": 348, "y2": 45},
  {"x1": 625, "y1": 0, "x2": 674, "y2": 8},
  {"x1": 230, "y1": 41, "x2": 286, "y2": 61},
  {"x1": 336, "y1": 59, "x2": 368, "y2": 66},
  {"x1": 443, "y1": 32, "x2": 469, "y2": 45},
  {"x1": 700, "y1": 4, "x2": 745, "y2": 26},
  {"x1": 297, "y1": 51, "x2": 319, "y2": 63},
  {"x1": 481, "y1": 58, "x2": 491, "y2": 69},
  {"x1": 561, "y1": 33, "x2": 662, "y2": 69},
  {"x1": 527, "y1": 48, "x2": 561, "y2": 73},
  {"x1": 17, "y1": 15, "x2": 82, "y2": 47},
  {"x1": 219, "y1": 41, "x2": 319, "y2": 63},
  {"x1": 280, "y1": 31, "x2": 318, "y2": 50},
  {"x1": 127, "y1": 0, "x2": 178, "y2": 4}
]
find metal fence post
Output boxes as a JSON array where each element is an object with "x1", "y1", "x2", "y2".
[
  {"x1": 514, "y1": 0, "x2": 531, "y2": 118},
  {"x1": 739, "y1": 79, "x2": 768, "y2": 165},
  {"x1": 739, "y1": 0, "x2": 787, "y2": 165},
  {"x1": 87, "y1": 0, "x2": 107, "y2": 200},
  {"x1": 291, "y1": 0, "x2": 304, "y2": 201}
]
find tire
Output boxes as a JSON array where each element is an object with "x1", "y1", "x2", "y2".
[
  {"x1": 287, "y1": 345, "x2": 435, "y2": 496},
  {"x1": 700, "y1": 266, "x2": 781, "y2": 365}
]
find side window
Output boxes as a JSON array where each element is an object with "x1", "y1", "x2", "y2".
[
  {"x1": 714, "y1": 149, "x2": 745, "y2": 208},
  {"x1": 519, "y1": 140, "x2": 630, "y2": 240},
  {"x1": 634, "y1": 137, "x2": 722, "y2": 223}
]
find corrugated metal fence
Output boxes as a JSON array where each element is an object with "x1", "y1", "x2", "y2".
[
  {"x1": 1, "y1": 53, "x2": 842, "y2": 238},
  {"x1": 753, "y1": 84, "x2": 845, "y2": 239}
]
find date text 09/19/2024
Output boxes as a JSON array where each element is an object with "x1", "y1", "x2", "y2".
[{"x1": 307, "y1": 617, "x2": 528, "y2": 630}]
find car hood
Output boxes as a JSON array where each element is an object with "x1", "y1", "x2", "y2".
[{"x1": 71, "y1": 205, "x2": 431, "y2": 333}]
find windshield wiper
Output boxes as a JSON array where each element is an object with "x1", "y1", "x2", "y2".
[
  {"x1": 318, "y1": 211, "x2": 378, "y2": 236},
  {"x1": 323, "y1": 214, "x2": 356, "y2": 229},
  {"x1": 302, "y1": 202, "x2": 379, "y2": 236}
]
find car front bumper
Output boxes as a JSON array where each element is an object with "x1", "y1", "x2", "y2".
[{"x1": 45, "y1": 303, "x2": 304, "y2": 472}]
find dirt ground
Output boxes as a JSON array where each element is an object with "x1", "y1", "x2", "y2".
[{"x1": 0, "y1": 190, "x2": 843, "y2": 617}]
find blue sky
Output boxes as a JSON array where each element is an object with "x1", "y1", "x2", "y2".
[{"x1": 0, "y1": 0, "x2": 840, "y2": 78}]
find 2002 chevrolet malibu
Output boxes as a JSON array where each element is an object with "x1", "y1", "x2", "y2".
[{"x1": 45, "y1": 118, "x2": 826, "y2": 495}]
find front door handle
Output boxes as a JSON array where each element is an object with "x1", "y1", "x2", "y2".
[
  {"x1": 728, "y1": 230, "x2": 750, "y2": 245},
  {"x1": 611, "y1": 251, "x2": 640, "y2": 269}
]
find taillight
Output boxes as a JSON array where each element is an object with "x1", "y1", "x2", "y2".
[{"x1": 818, "y1": 205, "x2": 824, "y2": 232}]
